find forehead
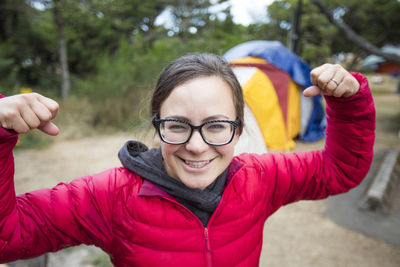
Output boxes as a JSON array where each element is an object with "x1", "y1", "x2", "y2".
[{"x1": 159, "y1": 76, "x2": 236, "y2": 120}]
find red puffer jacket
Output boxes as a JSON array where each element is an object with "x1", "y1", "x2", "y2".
[{"x1": 0, "y1": 73, "x2": 375, "y2": 266}]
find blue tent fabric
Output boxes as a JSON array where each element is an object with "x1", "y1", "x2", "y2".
[
  {"x1": 223, "y1": 40, "x2": 325, "y2": 142},
  {"x1": 301, "y1": 94, "x2": 326, "y2": 142},
  {"x1": 223, "y1": 40, "x2": 313, "y2": 87}
]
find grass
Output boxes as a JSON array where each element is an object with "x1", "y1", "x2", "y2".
[
  {"x1": 82, "y1": 250, "x2": 113, "y2": 267},
  {"x1": 15, "y1": 129, "x2": 54, "y2": 150}
]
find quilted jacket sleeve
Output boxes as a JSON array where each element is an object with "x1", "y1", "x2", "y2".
[
  {"x1": 0, "y1": 95, "x2": 115, "y2": 262},
  {"x1": 247, "y1": 73, "x2": 375, "y2": 206}
]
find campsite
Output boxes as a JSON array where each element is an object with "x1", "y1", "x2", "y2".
[
  {"x1": 1, "y1": 0, "x2": 400, "y2": 266},
  {"x1": 6, "y1": 73, "x2": 400, "y2": 267},
  {"x1": 6, "y1": 44, "x2": 400, "y2": 267}
]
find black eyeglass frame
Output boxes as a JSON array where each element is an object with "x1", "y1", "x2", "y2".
[{"x1": 152, "y1": 118, "x2": 240, "y2": 146}]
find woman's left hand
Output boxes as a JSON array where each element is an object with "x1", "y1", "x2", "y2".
[{"x1": 303, "y1": 63, "x2": 360, "y2": 98}]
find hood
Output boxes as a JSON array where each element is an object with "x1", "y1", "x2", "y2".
[{"x1": 118, "y1": 140, "x2": 227, "y2": 226}]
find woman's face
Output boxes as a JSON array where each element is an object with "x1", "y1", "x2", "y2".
[{"x1": 159, "y1": 76, "x2": 239, "y2": 190}]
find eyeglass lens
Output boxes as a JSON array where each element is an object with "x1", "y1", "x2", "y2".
[{"x1": 159, "y1": 120, "x2": 235, "y2": 145}]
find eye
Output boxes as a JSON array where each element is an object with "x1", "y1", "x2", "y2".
[
  {"x1": 164, "y1": 121, "x2": 189, "y2": 132},
  {"x1": 205, "y1": 122, "x2": 228, "y2": 132}
]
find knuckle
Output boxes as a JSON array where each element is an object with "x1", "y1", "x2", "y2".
[
  {"x1": 333, "y1": 64, "x2": 342, "y2": 70},
  {"x1": 2, "y1": 110, "x2": 19, "y2": 121},
  {"x1": 20, "y1": 93, "x2": 32, "y2": 102},
  {"x1": 30, "y1": 119, "x2": 41, "y2": 129},
  {"x1": 50, "y1": 102, "x2": 59, "y2": 113},
  {"x1": 318, "y1": 76, "x2": 328, "y2": 85},
  {"x1": 41, "y1": 112, "x2": 52, "y2": 122},
  {"x1": 20, "y1": 93, "x2": 39, "y2": 104},
  {"x1": 342, "y1": 76, "x2": 353, "y2": 86},
  {"x1": 18, "y1": 126, "x2": 30, "y2": 134}
]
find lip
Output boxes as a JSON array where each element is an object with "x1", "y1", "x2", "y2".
[{"x1": 179, "y1": 157, "x2": 215, "y2": 171}]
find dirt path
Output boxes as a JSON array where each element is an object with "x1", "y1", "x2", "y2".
[{"x1": 9, "y1": 76, "x2": 400, "y2": 266}]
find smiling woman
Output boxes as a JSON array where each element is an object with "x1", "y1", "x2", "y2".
[
  {"x1": 0, "y1": 53, "x2": 375, "y2": 266},
  {"x1": 157, "y1": 75, "x2": 240, "y2": 190}
]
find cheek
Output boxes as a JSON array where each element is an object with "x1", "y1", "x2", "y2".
[
  {"x1": 215, "y1": 143, "x2": 235, "y2": 157},
  {"x1": 161, "y1": 143, "x2": 179, "y2": 160},
  {"x1": 217, "y1": 134, "x2": 239, "y2": 157}
]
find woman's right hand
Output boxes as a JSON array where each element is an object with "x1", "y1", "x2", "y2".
[{"x1": 0, "y1": 93, "x2": 59, "y2": 136}]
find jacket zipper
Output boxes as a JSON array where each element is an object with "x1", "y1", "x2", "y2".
[
  {"x1": 159, "y1": 196, "x2": 213, "y2": 266},
  {"x1": 143, "y1": 166, "x2": 243, "y2": 266},
  {"x1": 204, "y1": 227, "x2": 212, "y2": 267}
]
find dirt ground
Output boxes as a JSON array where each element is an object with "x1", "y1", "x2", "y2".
[{"x1": 7, "y1": 74, "x2": 400, "y2": 266}]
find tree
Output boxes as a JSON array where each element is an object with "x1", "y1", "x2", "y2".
[
  {"x1": 310, "y1": 0, "x2": 400, "y2": 65},
  {"x1": 267, "y1": 0, "x2": 337, "y2": 65},
  {"x1": 0, "y1": 0, "x2": 54, "y2": 92},
  {"x1": 53, "y1": 0, "x2": 70, "y2": 101},
  {"x1": 266, "y1": 0, "x2": 400, "y2": 66}
]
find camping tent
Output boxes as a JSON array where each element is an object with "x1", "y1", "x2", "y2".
[
  {"x1": 362, "y1": 45, "x2": 400, "y2": 76},
  {"x1": 223, "y1": 40, "x2": 325, "y2": 153}
]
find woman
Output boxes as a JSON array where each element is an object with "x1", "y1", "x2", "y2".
[{"x1": 0, "y1": 54, "x2": 375, "y2": 266}]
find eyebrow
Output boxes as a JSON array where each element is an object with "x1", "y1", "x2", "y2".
[{"x1": 164, "y1": 114, "x2": 231, "y2": 123}]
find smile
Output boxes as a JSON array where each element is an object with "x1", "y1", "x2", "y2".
[{"x1": 184, "y1": 159, "x2": 211, "y2": 168}]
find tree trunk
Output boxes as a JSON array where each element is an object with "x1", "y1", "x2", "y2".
[
  {"x1": 288, "y1": 0, "x2": 302, "y2": 54},
  {"x1": 310, "y1": 0, "x2": 400, "y2": 65},
  {"x1": 53, "y1": 0, "x2": 70, "y2": 102}
]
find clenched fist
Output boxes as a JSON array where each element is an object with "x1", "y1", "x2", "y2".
[
  {"x1": 0, "y1": 93, "x2": 59, "y2": 136},
  {"x1": 303, "y1": 64, "x2": 360, "y2": 98}
]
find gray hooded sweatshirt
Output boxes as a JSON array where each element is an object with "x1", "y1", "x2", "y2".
[{"x1": 118, "y1": 140, "x2": 227, "y2": 226}]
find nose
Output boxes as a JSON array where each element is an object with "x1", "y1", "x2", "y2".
[{"x1": 185, "y1": 130, "x2": 209, "y2": 153}]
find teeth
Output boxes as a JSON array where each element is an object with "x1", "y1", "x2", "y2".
[{"x1": 184, "y1": 160, "x2": 210, "y2": 168}]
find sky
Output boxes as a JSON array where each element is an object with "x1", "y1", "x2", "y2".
[
  {"x1": 155, "y1": 0, "x2": 275, "y2": 29},
  {"x1": 229, "y1": 0, "x2": 275, "y2": 25}
]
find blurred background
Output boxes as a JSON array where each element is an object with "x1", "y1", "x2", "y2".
[
  {"x1": 1, "y1": 0, "x2": 399, "y2": 266},
  {"x1": 1, "y1": 0, "x2": 399, "y2": 142}
]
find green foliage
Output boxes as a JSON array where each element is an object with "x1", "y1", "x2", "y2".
[
  {"x1": 1, "y1": 0, "x2": 399, "y2": 144},
  {"x1": 0, "y1": 43, "x2": 18, "y2": 91},
  {"x1": 15, "y1": 129, "x2": 54, "y2": 150},
  {"x1": 70, "y1": 40, "x2": 149, "y2": 130},
  {"x1": 267, "y1": 0, "x2": 400, "y2": 66},
  {"x1": 267, "y1": 0, "x2": 339, "y2": 65},
  {"x1": 82, "y1": 250, "x2": 113, "y2": 267}
]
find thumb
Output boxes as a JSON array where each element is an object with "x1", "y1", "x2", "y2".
[
  {"x1": 38, "y1": 121, "x2": 60, "y2": 136},
  {"x1": 303, "y1": 85, "x2": 322, "y2": 97}
]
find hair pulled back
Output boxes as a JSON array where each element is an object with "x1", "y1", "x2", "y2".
[{"x1": 151, "y1": 53, "x2": 244, "y2": 134}]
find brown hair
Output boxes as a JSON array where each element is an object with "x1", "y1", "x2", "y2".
[{"x1": 151, "y1": 53, "x2": 244, "y2": 134}]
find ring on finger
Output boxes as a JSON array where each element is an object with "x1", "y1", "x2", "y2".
[{"x1": 330, "y1": 78, "x2": 339, "y2": 87}]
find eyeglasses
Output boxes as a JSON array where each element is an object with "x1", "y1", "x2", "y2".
[{"x1": 153, "y1": 118, "x2": 239, "y2": 146}]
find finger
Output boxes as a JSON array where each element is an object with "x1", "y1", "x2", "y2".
[
  {"x1": 325, "y1": 72, "x2": 345, "y2": 97},
  {"x1": 303, "y1": 86, "x2": 322, "y2": 97},
  {"x1": 38, "y1": 121, "x2": 59, "y2": 136},
  {"x1": 317, "y1": 66, "x2": 336, "y2": 90},
  {"x1": 30, "y1": 100, "x2": 53, "y2": 122},
  {"x1": 331, "y1": 79, "x2": 347, "y2": 98},
  {"x1": 310, "y1": 64, "x2": 330, "y2": 87},
  {"x1": 37, "y1": 95, "x2": 59, "y2": 119},
  {"x1": 0, "y1": 119, "x2": 9, "y2": 129},
  {"x1": 5, "y1": 116, "x2": 31, "y2": 134},
  {"x1": 339, "y1": 74, "x2": 360, "y2": 98},
  {"x1": 20, "y1": 108, "x2": 41, "y2": 129}
]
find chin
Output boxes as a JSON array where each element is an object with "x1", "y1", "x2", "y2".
[{"x1": 180, "y1": 175, "x2": 214, "y2": 190}]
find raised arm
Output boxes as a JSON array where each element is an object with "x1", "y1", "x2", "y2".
[
  {"x1": 0, "y1": 94, "x2": 114, "y2": 262},
  {"x1": 244, "y1": 65, "x2": 375, "y2": 206}
]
